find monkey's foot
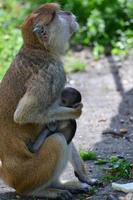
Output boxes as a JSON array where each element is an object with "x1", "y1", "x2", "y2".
[
  {"x1": 74, "y1": 171, "x2": 102, "y2": 187},
  {"x1": 74, "y1": 171, "x2": 91, "y2": 185},
  {"x1": 56, "y1": 190, "x2": 72, "y2": 200},
  {"x1": 87, "y1": 178, "x2": 103, "y2": 187},
  {"x1": 67, "y1": 183, "x2": 91, "y2": 194}
]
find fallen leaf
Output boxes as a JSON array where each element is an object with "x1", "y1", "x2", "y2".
[{"x1": 120, "y1": 128, "x2": 128, "y2": 135}]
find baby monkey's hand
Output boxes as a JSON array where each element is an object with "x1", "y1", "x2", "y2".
[{"x1": 72, "y1": 102, "x2": 83, "y2": 118}]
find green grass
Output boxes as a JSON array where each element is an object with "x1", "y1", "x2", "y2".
[
  {"x1": 79, "y1": 149, "x2": 133, "y2": 183},
  {"x1": 0, "y1": 0, "x2": 31, "y2": 79},
  {"x1": 95, "y1": 159, "x2": 108, "y2": 165},
  {"x1": 102, "y1": 156, "x2": 133, "y2": 183},
  {"x1": 80, "y1": 150, "x2": 97, "y2": 161},
  {"x1": 64, "y1": 52, "x2": 86, "y2": 73}
]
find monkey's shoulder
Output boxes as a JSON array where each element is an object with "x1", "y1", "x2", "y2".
[
  {"x1": 40, "y1": 59, "x2": 65, "y2": 79},
  {"x1": 12, "y1": 49, "x2": 64, "y2": 76}
]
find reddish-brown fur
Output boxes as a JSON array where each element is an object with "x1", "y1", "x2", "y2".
[
  {"x1": 0, "y1": 3, "x2": 67, "y2": 194},
  {"x1": 21, "y1": 3, "x2": 60, "y2": 49},
  {"x1": 0, "y1": 4, "x2": 84, "y2": 198}
]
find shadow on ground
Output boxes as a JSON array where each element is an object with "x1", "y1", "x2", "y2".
[
  {"x1": 90, "y1": 55, "x2": 133, "y2": 199},
  {"x1": 93, "y1": 56, "x2": 133, "y2": 159},
  {"x1": 66, "y1": 50, "x2": 133, "y2": 199}
]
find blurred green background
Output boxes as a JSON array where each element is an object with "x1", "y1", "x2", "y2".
[{"x1": 0, "y1": 0, "x2": 133, "y2": 79}]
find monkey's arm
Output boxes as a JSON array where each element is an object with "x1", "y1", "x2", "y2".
[
  {"x1": 28, "y1": 128, "x2": 50, "y2": 153},
  {"x1": 44, "y1": 102, "x2": 82, "y2": 123},
  {"x1": 28, "y1": 122, "x2": 57, "y2": 153},
  {"x1": 14, "y1": 83, "x2": 81, "y2": 124},
  {"x1": 14, "y1": 93, "x2": 82, "y2": 125}
]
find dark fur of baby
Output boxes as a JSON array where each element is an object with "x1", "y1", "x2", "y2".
[{"x1": 28, "y1": 87, "x2": 81, "y2": 153}]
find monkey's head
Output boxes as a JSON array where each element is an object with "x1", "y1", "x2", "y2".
[
  {"x1": 21, "y1": 3, "x2": 79, "y2": 53},
  {"x1": 61, "y1": 87, "x2": 81, "y2": 108}
]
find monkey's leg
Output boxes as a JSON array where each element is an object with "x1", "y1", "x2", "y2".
[
  {"x1": 69, "y1": 143, "x2": 98, "y2": 186},
  {"x1": 45, "y1": 143, "x2": 91, "y2": 195},
  {"x1": 28, "y1": 120, "x2": 75, "y2": 153},
  {"x1": 69, "y1": 143, "x2": 90, "y2": 184},
  {"x1": 29, "y1": 179, "x2": 89, "y2": 197},
  {"x1": 11, "y1": 134, "x2": 72, "y2": 199},
  {"x1": 28, "y1": 187, "x2": 72, "y2": 199},
  {"x1": 51, "y1": 180, "x2": 90, "y2": 194}
]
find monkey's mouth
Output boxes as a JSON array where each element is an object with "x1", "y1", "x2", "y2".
[
  {"x1": 70, "y1": 15, "x2": 79, "y2": 33},
  {"x1": 70, "y1": 21, "x2": 79, "y2": 34}
]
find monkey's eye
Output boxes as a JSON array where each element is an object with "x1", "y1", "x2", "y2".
[
  {"x1": 64, "y1": 11, "x2": 71, "y2": 15},
  {"x1": 58, "y1": 11, "x2": 72, "y2": 17}
]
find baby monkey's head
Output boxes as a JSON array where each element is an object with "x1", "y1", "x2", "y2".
[
  {"x1": 61, "y1": 87, "x2": 81, "y2": 108},
  {"x1": 57, "y1": 87, "x2": 82, "y2": 144}
]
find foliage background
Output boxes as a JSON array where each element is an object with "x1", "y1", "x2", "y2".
[{"x1": 0, "y1": 0, "x2": 133, "y2": 78}]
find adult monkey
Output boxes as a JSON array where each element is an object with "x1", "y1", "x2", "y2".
[{"x1": 0, "y1": 3, "x2": 89, "y2": 199}]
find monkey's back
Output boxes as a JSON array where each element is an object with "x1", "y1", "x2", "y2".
[{"x1": 0, "y1": 47, "x2": 66, "y2": 158}]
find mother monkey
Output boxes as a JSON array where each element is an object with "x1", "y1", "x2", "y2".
[{"x1": 0, "y1": 3, "x2": 89, "y2": 199}]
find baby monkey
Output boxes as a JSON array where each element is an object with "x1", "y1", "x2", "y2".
[{"x1": 28, "y1": 87, "x2": 82, "y2": 153}]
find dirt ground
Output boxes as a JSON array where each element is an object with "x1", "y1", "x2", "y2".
[{"x1": 0, "y1": 49, "x2": 133, "y2": 200}]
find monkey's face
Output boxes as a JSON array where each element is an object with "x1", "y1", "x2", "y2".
[
  {"x1": 56, "y1": 11, "x2": 79, "y2": 35},
  {"x1": 32, "y1": 4, "x2": 79, "y2": 53},
  {"x1": 61, "y1": 87, "x2": 81, "y2": 108}
]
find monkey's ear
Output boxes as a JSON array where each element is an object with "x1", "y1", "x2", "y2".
[
  {"x1": 20, "y1": 13, "x2": 38, "y2": 29},
  {"x1": 33, "y1": 24, "x2": 48, "y2": 41},
  {"x1": 32, "y1": 9, "x2": 56, "y2": 41},
  {"x1": 33, "y1": 25, "x2": 43, "y2": 34}
]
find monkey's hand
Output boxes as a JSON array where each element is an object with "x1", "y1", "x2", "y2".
[
  {"x1": 72, "y1": 102, "x2": 83, "y2": 118},
  {"x1": 47, "y1": 122, "x2": 58, "y2": 132}
]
